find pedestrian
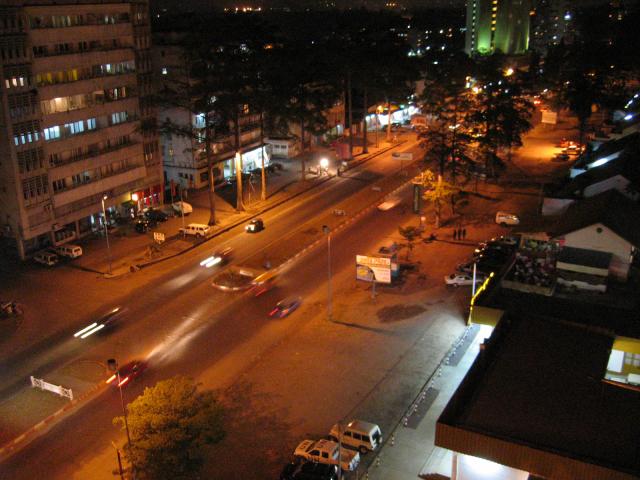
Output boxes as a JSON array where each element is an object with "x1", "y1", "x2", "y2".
[
  {"x1": 462, "y1": 228, "x2": 467, "y2": 240},
  {"x1": 453, "y1": 229, "x2": 458, "y2": 241}
]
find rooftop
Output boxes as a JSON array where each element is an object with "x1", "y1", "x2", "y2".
[
  {"x1": 437, "y1": 314, "x2": 640, "y2": 479},
  {"x1": 549, "y1": 189, "x2": 640, "y2": 247}
]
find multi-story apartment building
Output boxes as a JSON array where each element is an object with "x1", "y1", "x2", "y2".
[
  {"x1": 0, "y1": 0, "x2": 161, "y2": 259},
  {"x1": 465, "y1": 0, "x2": 530, "y2": 56},
  {"x1": 151, "y1": 31, "x2": 267, "y2": 193}
]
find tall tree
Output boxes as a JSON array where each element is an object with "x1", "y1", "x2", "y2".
[
  {"x1": 417, "y1": 170, "x2": 460, "y2": 228},
  {"x1": 114, "y1": 376, "x2": 225, "y2": 480}
]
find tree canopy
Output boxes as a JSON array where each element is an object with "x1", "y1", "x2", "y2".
[{"x1": 114, "y1": 376, "x2": 225, "y2": 480}]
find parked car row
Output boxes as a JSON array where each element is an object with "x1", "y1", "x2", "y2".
[
  {"x1": 446, "y1": 235, "x2": 519, "y2": 285},
  {"x1": 282, "y1": 420, "x2": 382, "y2": 479}
]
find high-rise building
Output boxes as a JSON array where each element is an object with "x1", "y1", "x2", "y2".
[
  {"x1": 530, "y1": 0, "x2": 575, "y2": 54},
  {"x1": 0, "y1": 0, "x2": 161, "y2": 259},
  {"x1": 465, "y1": 0, "x2": 531, "y2": 56}
]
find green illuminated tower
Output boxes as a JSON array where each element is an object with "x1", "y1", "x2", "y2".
[{"x1": 465, "y1": 0, "x2": 531, "y2": 56}]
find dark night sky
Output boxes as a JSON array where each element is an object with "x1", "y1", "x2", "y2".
[{"x1": 151, "y1": 0, "x2": 464, "y2": 12}]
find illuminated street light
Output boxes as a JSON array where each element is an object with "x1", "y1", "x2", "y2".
[
  {"x1": 101, "y1": 194, "x2": 112, "y2": 275},
  {"x1": 319, "y1": 157, "x2": 329, "y2": 175},
  {"x1": 504, "y1": 67, "x2": 514, "y2": 77}
]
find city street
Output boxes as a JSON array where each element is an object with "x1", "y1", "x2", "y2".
[{"x1": 0, "y1": 116, "x2": 574, "y2": 479}]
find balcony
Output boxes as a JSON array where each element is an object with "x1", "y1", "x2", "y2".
[
  {"x1": 53, "y1": 165, "x2": 147, "y2": 207},
  {"x1": 49, "y1": 141, "x2": 140, "y2": 177},
  {"x1": 37, "y1": 73, "x2": 137, "y2": 101}
]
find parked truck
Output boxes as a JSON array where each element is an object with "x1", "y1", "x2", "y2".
[{"x1": 294, "y1": 439, "x2": 360, "y2": 472}]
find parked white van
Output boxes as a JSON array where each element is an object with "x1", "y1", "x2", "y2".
[
  {"x1": 34, "y1": 251, "x2": 59, "y2": 267},
  {"x1": 328, "y1": 420, "x2": 383, "y2": 453},
  {"x1": 179, "y1": 223, "x2": 211, "y2": 238},
  {"x1": 54, "y1": 244, "x2": 83, "y2": 258},
  {"x1": 495, "y1": 211, "x2": 520, "y2": 226}
]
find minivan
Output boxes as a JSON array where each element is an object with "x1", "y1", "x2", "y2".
[
  {"x1": 34, "y1": 251, "x2": 59, "y2": 267},
  {"x1": 328, "y1": 420, "x2": 383, "y2": 453},
  {"x1": 179, "y1": 223, "x2": 211, "y2": 238},
  {"x1": 54, "y1": 244, "x2": 83, "y2": 258}
]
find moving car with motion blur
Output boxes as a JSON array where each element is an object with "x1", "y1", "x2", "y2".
[
  {"x1": 269, "y1": 297, "x2": 302, "y2": 318},
  {"x1": 106, "y1": 360, "x2": 147, "y2": 388},
  {"x1": 73, "y1": 307, "x2": 127, "y2": 339},
  {"x1": 199, "y1": 247, "x2": 233, "y2": 268}
]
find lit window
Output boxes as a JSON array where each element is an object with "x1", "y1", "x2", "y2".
[{"x1": 161, "y1": 67, "x2": 168, "y2": 75}]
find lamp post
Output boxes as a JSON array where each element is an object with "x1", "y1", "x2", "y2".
[
  {"x1": 101, "y1": 194, "x2": 112, "y2": 275},
  {"x1": 111, "y1": 441, "x2": 125, "y2": 480},
  {"x1": 322, "y1": 225, "x2": 333, "y2": 321},
  {"x1": 178, "y1": 185, "x2": 186, "y2": 235},
  {"x1": 108, "y1": 359, "x2": 132, "y2": 451}
]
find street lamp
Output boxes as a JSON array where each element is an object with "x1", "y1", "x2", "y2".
[
  {"x1": 101, "y1": 194, "x2": 112, "y2": 275},
  {"x1": 322, "y1": 225, "x2": 333, "y2": 321},
  {"x1": 319, "y1": 157, "x2": 329, "y2": 175},
  {"x1": 107, "y1": 359, "x2": 132, "y2": 451}
]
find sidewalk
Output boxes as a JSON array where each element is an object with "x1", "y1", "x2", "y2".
[
  {"x1": 72, "y1": 141, "x2": 401, "y2": 277},
  {"x1": 364, "y1": 325, "x2": 484, "y2": 480}
]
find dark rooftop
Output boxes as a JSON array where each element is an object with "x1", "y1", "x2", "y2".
[
  {"x1": 557, "y1": 246, "x2": 612, "y2": 269},
  {"x1": 438, "y1": 314, "x2": 640, "y2": 478},
  {"x1": 549, "y1": 190, "x2": 640, "y2": 247}
]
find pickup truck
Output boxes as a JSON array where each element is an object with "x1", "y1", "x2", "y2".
[{"x1": 294, "y1": 439, "x2": 360, "y2": 472}]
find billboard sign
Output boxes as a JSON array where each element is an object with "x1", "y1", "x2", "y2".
[
  {"x1": 541, "y1": 110, "x2": 558, "y2": 125},
  {"x1": 356, "y1": 255, "x2": 392, "y2": 284}
]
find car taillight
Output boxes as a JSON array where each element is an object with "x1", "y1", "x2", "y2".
[
  {"x1": 269, "y1": 308, "x2": 279, "y2": 317},
  {"x1": 118, "y1": 376, "x2": 130, "y2": 387}
]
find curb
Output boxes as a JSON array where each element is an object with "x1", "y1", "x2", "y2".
[{"x1": 0, "y1": 380, "x2": 107, "y2": 462}]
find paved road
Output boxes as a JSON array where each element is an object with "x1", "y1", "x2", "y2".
[
  {"x1": 1, "y1": 138, "x2": 438, "y2": 472},
  {"x1": 3, "y1": 176, "x2": 473, "y2": 479}
]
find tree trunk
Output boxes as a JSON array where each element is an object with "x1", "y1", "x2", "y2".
[
  {"x1": 234, "y1": 108, "x2": 244, "y2": 211},
  {"x1": 362, "y1": 86, "x2": 368, "y2": 154},
  {"x1": 300, "y1": 116, "x2": 306, "y2": 181},
  {"x1": 260, "y1": 111, "x2": 266, "y2": 201},
  {"x1": 347, "y1": 72, "x2": 353, "y2": 160},
  {"x1": 386, "y1": 99, "x2": 392, "y2": 141},
  {"x1": 205, "y1": 121, "x2": 216, "y2": 226}
]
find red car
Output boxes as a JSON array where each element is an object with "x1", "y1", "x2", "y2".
[{"x1": 106, "y1": 360, "x2": 147, "y2": 387}]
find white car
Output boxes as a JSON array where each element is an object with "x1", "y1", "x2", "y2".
[
  {"x1": 495, "y1": 211, "x2": 520, "y2": 226},
  {"x1": 294, "y1": 439, "x2": 360, "y2": 472},
  {"x1": 377, "y1": 196, "x2": 401, "y2": 211},
  {"x1": 172, "y1": 201, "x2": 193, "y2": 215},
  {"x1": 444, "y1": 273, "x2": 486, "y2": 287},
  {"x1": 34, "y1": 251, "x2": 59, "y2": 266}
]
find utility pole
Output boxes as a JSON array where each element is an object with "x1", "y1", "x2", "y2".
[
  {"x1": 323, "y1": 225, "x2": 333, "y2": 321},
  {"x1": 101, "y1": 195, "x2": 112, "y2": 275}
]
